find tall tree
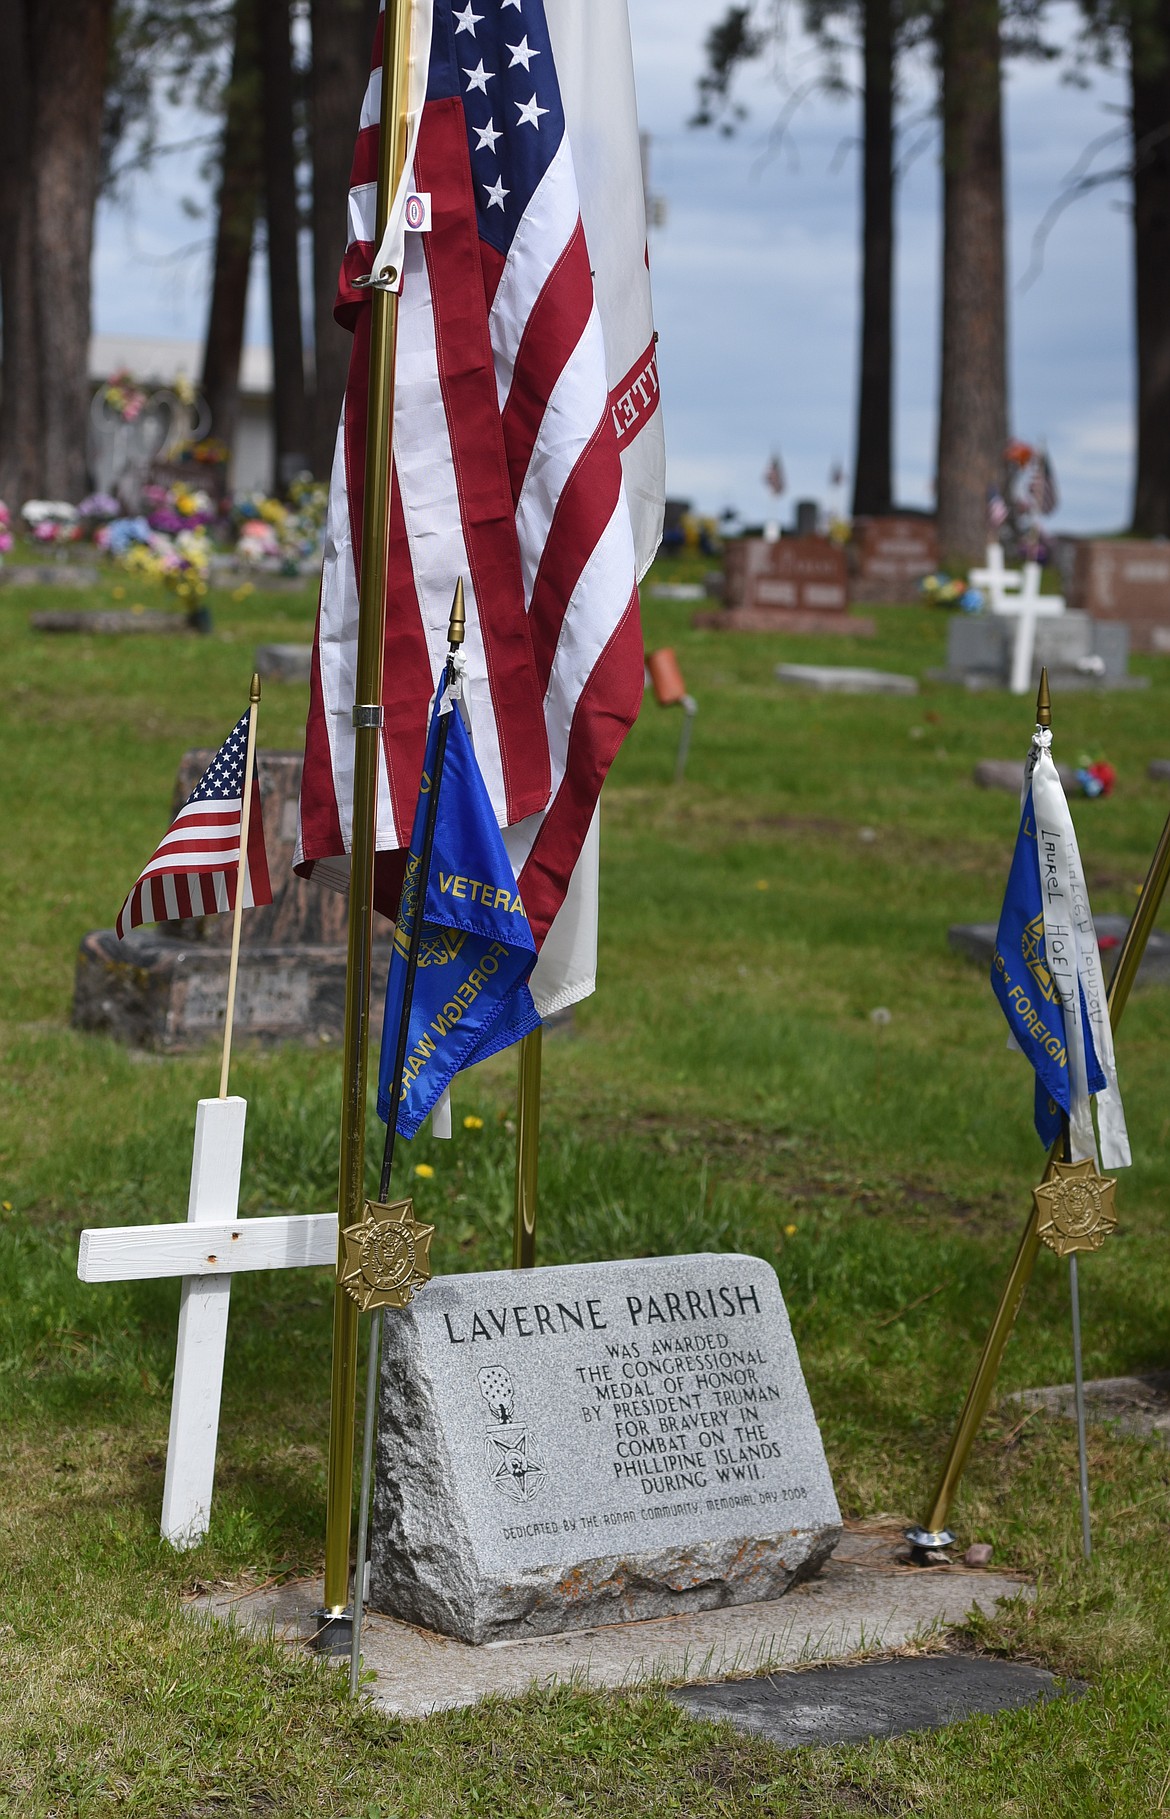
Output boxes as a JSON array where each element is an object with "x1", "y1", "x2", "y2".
[
  {"x1": 1130, "y1": 0, "x2": 1170, "y2": 532},
  {"x1": 694, "y1": 1, "x2": 920, "y2": 520},
  {"x1": 852, "y1": 0, "x2": 896, "y2": 514},
  {"x1": 259, "y1": 0, "x2": 310, "y2": 487},
  {"x1": 934, "y1": 0, "x2": 1007, "y2": 563},
  {"x1": 0, "y1": 0, "x2": 115, "y2": 503},
  {"x1": 309, "y1": 0, "x2": 377, "y2": 476},
  {"x1": 201, "y1": 0, "x2": 262, "y2": 462},
  {"x1": 1073, "y1": 2, "x2": 1170, "y2": 531}
]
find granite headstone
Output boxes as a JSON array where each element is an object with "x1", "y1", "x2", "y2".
[
  {"x1": 1069, "y1": 539, "x2": 1170, "y2": 652},
  {"x1": 933, "y1": 612, "x2": 1140, "y2": 691},
  {"x1": 369, "y1": 1252, "x2": 841, "y2": 1644},
  {"x1": 697, "y1": 538, "x2": 873, "y2": 636},
  {"x1": 849, "y1": 516, "x2": 938, "y2": 604}
]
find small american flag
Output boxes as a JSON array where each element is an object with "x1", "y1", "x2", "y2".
[
  {"x1": 115, "y1": 711, "x2": 272, "y2": 937},
  {"x1": 763, "y1": 453, "x2": 786, "y2": 497},
  {"x1": 1028, "y1": 449, "x2": 1059, "y2": 520}
]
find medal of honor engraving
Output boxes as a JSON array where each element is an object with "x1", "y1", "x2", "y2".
[
  {"x1": 1032, "y1": 1158, "x2": 1118, "y2": 1258},
  {"x1": 340, "y1": 1198, "x2": 435, "y2": 1310}
]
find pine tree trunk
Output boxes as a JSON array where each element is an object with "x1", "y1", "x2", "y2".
[
  {"x1": 260, "y1": 0, "x2": 309, "y2": 490},
  {"x1": 202, "y1": 0, "x2": 262, "y2": 462},
  {"x1": 851, "y1": 0, "x2": 895, "y2": 518},
  {"x1": 0, "y1": 0, "x2": 41, "y2": 505},
  {"x1": 0, "y1": 0, "x2": 111, "y2": 504},
  {"x1": 1130, "y1": 0, "x2": 1170, "y2": 536},
  {"x1": 935, "y1": 0, "x2": 1007, "y2": 567},
  {"x1": 29, "y1": 0, "x2": 113, "y2": 501},
  {"x1": 309, "y1": 0, "x2": 376, "y2": 477}
]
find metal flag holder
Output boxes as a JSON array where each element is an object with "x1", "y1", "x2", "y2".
[
  {"x1": 343, "y1": 583, "x2": 466, "y2": 1694},
  {"x1": 907, "y1": 669, "x2": 1164, "y2": 1560},
  {"x1": 316, "y1": 0, "x2": 417, "y2": 1656}
]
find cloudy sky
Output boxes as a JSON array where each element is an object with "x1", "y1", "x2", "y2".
[{"x1": 92, "y1": 0, "x2": 1135, "y2": 530}]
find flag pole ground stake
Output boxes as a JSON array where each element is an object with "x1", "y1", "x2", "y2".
[
  {"x1": 910, "y1": 670, "x2": 1170, "y2": 1552},
  {"x1": 1068, "y1": 1252, "x2": 1092, "y2": 1560},
  {"x1": 318, "y1": 0, "x2": 416, "y2": 1649},
  {"x1": 218, "y1": 673, "x2": 261, "y2": 1099},
  {"x1": 513, "y1": 1028, "x2": 542, "y2": 1268}
]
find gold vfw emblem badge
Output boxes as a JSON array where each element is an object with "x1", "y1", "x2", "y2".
[
  {"x1": 339, "y1": 1198, "x2": 435, "y2": 1310},
  {"x1": 1033, "y1": 1158, "x2": 1118, "y2": 1258},
  {"x1": 1021, "y1": 911, "x2": 1058, "y2": 1004}
]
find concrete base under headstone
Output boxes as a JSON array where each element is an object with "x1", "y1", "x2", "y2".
[
  {"x1": 370, "y1": 1255, "x2": 842, "y2": 1644},
  {"x1": 692, "y1": 607, "x2": 876, "y2": 636},
  {"x1": 189, "y1": 1522, "x2": 1033, "y2": 1718},
  {"x1": 947, "y1": 915, "x2": 1170, "y2": 986}
]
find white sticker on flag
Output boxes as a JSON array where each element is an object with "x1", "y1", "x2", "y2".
[{"x1": 404, "y1": 193, "x2": 432, "y2": 233}]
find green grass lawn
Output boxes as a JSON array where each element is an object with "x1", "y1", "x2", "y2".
[{"x1": 4, "y1": 560, "x2": 1170, "y2": 1815}]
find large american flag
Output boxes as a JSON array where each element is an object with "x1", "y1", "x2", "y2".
[
  {"x1": 115, "y1": 711, "x2": 272, "y2": 937},
  {"x1": 294, "y1": 0, "x2": 663, "y2": 953}
]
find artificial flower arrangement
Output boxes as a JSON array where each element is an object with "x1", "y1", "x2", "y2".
[
  {"x1": 142, "y1": 480, "x2": 218, "y2": 536},
  {"x1": 0, "y1": 500, "x2": 12, "y2": 556},
  {"x1": 1075, "y1": 756, "x2": 1116, "y2": 799},
  {"x1": 21, "y1": 500, "x2": 83, "y2": 543},
  {"x1": 103, "y1": 369, "x2": 149, "y2": 423},
  {"x1": 920, "y1": 571, "x2": 982, "y2": 611},
  {"x1": 232, "y1": 477, "x2": 328, "y2": 572}
]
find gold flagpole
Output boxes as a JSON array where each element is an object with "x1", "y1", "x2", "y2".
[
  {"x1": 218, "y1": 672, "x2": 262, "y2": 1099},
  {"x1": 320, "y1": 0, "x2": 416, "y2": 1634},
  {"x1": 909, "y1": 671, "x2": 1170, "y2": 1550},
  {"x1": 512, "y1": 1028, "x2": 542, "y2": 1268}
]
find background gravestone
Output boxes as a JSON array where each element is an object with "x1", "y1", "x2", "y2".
[
  {"x1": 1068, "y1": 540, "x2": 1170, "y2": 652},
  {"x1": 848, "y1": 516, "x2": 938, "y2": 604},
  {"x1": 933, "y1": 612, "x2": 1139, "y2": 691},
  {"x1": 370, "y1": 1252, "x2": 841, "y2": 1644},
  {"x1": 696, "y1": 537, "x2": 873, "y2": 636},
  {"x1": 72, "y1": 750, "x2": 391, "y2": 1049}
]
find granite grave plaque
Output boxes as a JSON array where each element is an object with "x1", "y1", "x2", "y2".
[
  {"x1": 849, "y1": 516, "x2": 938, "y2": 604},
  {"x1": 369, "y1": 1252, "x2": 841, "y2": 1644},
  {"x1": 1069, "y1": 539, "x2": 1170, "y2": 652},
  {"x1": 696, "y1": 538, "x2": 873, "y2": 636}
]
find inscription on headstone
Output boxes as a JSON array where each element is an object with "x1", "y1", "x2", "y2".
[
  {"x1": 369, "y1": 1252, "x2": 841, "y2": 1643},
  {"x1": 849, "y1": 516, "x2": 938, "y2": 604}
]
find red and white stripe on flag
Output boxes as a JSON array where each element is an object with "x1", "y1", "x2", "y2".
[
  {"x1": 295, "y1": 0, "x2": 664, "y2": 977},
  {"x1": 115, "y1": 717, "x2": 272, "y2": 938}
]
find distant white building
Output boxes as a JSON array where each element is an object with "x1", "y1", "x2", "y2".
[{"x1": 89, "y1": 333, "x2": 275, "y2": 495}]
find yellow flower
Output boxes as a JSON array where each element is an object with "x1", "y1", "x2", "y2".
[
  {"x1": 462, "y1": 1114, "x2": 484, "y2": 1130},
  {"x1": 111, "y1": 585, "x2": 125, "y2": 600},
  {"x1": 755, "y1": 880, "x2": 769, "y2": 891},
  {"x1": 414, "y1": 1163, "x2": 435, "y2": 1179},
  {"x1": 784, "y1": 1223, "x2": 797, "y2": 1237},
  {"x1": 232, "y1": 583, "x2": 255, "y2": 602},
  {"x1": 2, "y1": 1201, "x2": 11, "y2": 1213}
]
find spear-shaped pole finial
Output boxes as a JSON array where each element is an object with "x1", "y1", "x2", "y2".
[
  {"x1": 1036, "y1": 666, "x2": 1052, "y2": 728},
  {"x1": 448, "y1": 576, "x2": 466, "y2": 649}
]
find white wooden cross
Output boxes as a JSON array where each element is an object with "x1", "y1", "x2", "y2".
[
  {"x1": 991, "y1": 562, "x2": 1067, "y2": 696},
  {"x1": 78, "y1": 1096, "x2": 336, "y2": 1548},
  {"x1": 968, "y1": 542, "x2": 1022, "y2": 614}
]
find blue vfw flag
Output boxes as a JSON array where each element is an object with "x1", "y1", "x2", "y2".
[
  {"x1": 990, "y1": 785, "x2": 1100, "y2": 1148},
  {"x1": 377, "y1": 687, "x2": 540, "y2": 1139}
]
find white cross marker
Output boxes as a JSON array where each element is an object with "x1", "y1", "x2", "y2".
[
  {"x1": 968, "y1": 543, "x2": 1022, "y2": 615},
  {"x1": 1003, "y1": 561, "x2": 1066, "y2": 696},
  {"x1": 77, "y1": 1097, "x2": 336, "y2": 1549}
]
